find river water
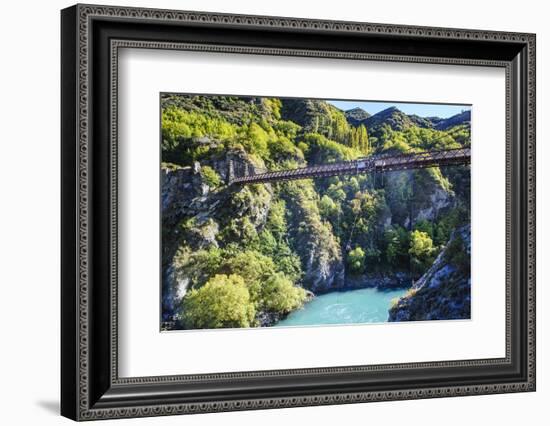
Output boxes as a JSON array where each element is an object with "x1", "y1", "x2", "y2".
[{"x1": 273, "y1": 287, "x2": 408, "y2": 327}]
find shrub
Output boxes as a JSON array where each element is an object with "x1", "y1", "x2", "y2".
[
  {"x1": 382, "y1": 138, "x2": 412, "y2": 153},
  {"x1": 303, "y1": 133, "x2": 361, "y2": 163},
  {"x1": 319, "y1": 195, "x2": 339, "y2": 219},
  {"x1": 273, "y1": 120, "x2": 301, "y2": 139},
  {"x1": 444, "y1": 234, "x2": 470, "y2": 273},
  {"x1": 200, "y1": 165, "x2": 222, "y2": 188},
  {"x1": 409, "y1": 230, "x2": 435, "y2": 258},
  {"x1": 266, "y1": 200, "x2": 287, "y2": 236},
  {"x1": 162, "y1": 106, "x2": 238, "y2": 150},
  {"x1": 268, "y1": 136, "x2": 303, "y2": 161},
  {"x1": 347, "y1": 246, "x2": 366, "y2": 274},
  {"x1": 425, "y1": 166, "x2": 453, "y2": 193},
  {"x1": 239, "y1": 122, "x2": 271, "y2": 158},
  {"x1": 220, "y1": 250, "x2": 277, "y2": 304},
  {"x1": 364, "y1": 246, "x2": 382, "y2": 267},
  {"x1": 384, "y1": 225, "x2": 410, "y2": 268},
  {"x1": 297, "y1": 141, "x2": 309, "y2": 154},
  {"x1": 181, "y1": 274, "x2": 256, "y2": 329},
  {"x1": 409, "y1": 230, "x2": 435, "y2": 275},
  {"x1": 261, "y1": 273, "x2": 308, "y2": 314},
  {"x1": 172, "y1": 246, "x2": 223, "y2": 290},
  {"x1": 413, "y1": 220, "x2": 434, "y2": 239},
  {"x1": 433, "y1": 206, "x2": 469, "y2": 246},
  {"x1": 264, "y1": 98, "x2": 282, "y2": 120},
  {"x1": 248, "y1": 229, "x2": 303, "y2": 283},
  {"x1": 272, "y1": 248, "x2": 303, "y2": 283}
]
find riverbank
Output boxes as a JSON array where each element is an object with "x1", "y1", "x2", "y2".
[{"x1": 343, "y1": 271, "x2": 412, "y2": 291}]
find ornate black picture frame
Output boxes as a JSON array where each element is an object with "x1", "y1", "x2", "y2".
[{"x1": 61, "y1": 4, "x2": 536, "y2": 421}]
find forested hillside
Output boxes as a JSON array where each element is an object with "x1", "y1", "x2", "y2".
[{"x1": 160, "y1": 94, "x2": 471, "y2": 330}]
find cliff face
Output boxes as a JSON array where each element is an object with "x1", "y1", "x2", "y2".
[
  {"x1": 281, "y1": 180, "x2": 345, "y2": 292},
  {"x1": 388, "y1": 224, "x2": 471, "y2": 322},
  {"x1": 383, "y1": 169, "x2": 453, "y2": 228},
  {"x1": 161, "y1": 149, "x2": 273, "y2": 323},
  {"x1": 161, "y1": 147, "x2": 346, "y2": 323},
  {"x1": 161, "y1": 163, "x2": 218, "y2": 323}
]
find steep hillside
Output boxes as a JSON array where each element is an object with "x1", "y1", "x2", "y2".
[
  {"x1": 345, "y1": 107, "x2": 371, "y2": 126},
  {"x1": 280, "y1": 98, "x2": 352, "y2": 142},
  {"x1": 364, "y1": 106, "x2": 414, "y2": 132},
  {"x1": 435, "y1": 110, "x2": 471, "y2": 130}
]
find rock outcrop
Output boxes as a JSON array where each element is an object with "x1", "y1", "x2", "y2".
[
  {"x1": 383, "y1": 169, "x2": 453, "y2": 228},
  {"x1": 161, "y1": 148, "x2": 271, "y2": 324},
  {"x1": 345, "y1": 272, "x2": 412, "y2": 290},
  {"x1": 283, "y1": 189, "x2": 345, "y2": 293},
  {"x1": 388, "y1": 225, "x2": 471, "y2": 321}
]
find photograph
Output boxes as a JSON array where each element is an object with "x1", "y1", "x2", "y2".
[{"x1": 160, "y1": 94, "x2": 472, "y2": 331}]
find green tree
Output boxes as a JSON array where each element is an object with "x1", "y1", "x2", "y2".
[
  {"x1": 302, "y1": 133, "x2": 361, "y2": 163},
  {"x1": 241, "y1": 122, "x2": 270, "y2": 158},
  {"x1": 409, "y1": 230, "x2": 435, "y2": 275},
  {"x1": 273, "y1": 120, "x2": 301, "y2": 139},
  {"x1": 347, "y1": 246, "x2": 366, "y2": 274},
  {"x1": 319, "y1": 195, "x2": 340, "y2": 220},
  {"x1": 351, "y1": 124, "x2": 370, "y2": 154},
  {"x1": 181, "y1": 274, "x2": 255, "y2": 329},
  {"x1": 261, "y1": 273, "x2": 308, "y2": 314},
  {"x1": 266, "y1": 200, "x2": 287, "y2": 236},
  {"x1": 220, "y1": 250, "x2": 277, "y2": 304},
  {"x1": 264, "y1": 98, "x2": 282, "y2": 119},
  {"x1": 384, "y1": 225, "x2": 410, "y2": 268},
  {"x1": 413, "y1": 219, "x2": 434, "y2": 239},
  {"x1": 200, "y1": 165, "x2": 222, "y2": 188},
  {"x1": 272, "y1": 246, "x2": 303, "y2": 282},
  {"x1": 444, "y1": 234, "x2": 469, "y2": 274},
  {"x1": 268, "y1": 135, "x2": 302, "y2": 161},
  {"x1": 171, "y1": 246, "x2": 223, "y2": 290}
]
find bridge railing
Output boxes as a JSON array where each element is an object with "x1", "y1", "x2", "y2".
[
  {"x1": 372, "y1": 147, "x2": 470, "y2": 172},
  {"x1": 229, "y1": 147, "x2": 470, "y2": 184}
]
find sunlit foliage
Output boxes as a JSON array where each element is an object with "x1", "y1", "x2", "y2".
[{"x1": 182, "y1": 274, "x2": 256, "y2": 329}]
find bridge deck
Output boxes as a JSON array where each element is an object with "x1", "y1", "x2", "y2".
[{"x1": 231, "y1": 147, "x2": 470, "y2": 185}]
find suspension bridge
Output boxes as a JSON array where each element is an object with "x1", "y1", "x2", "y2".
[{"x1": 228, "y1": 147, "x2": 470, "y2": 185}]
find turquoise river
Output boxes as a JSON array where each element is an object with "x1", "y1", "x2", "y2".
[{"x1": 274, "y1": 287, "x2": 408, "y2": 327}]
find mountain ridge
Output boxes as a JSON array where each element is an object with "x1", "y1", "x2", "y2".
[
  {"x1": 341, "y1": 105, "x2": 470, "y2": 132},
  {"x1": 344, "y1": 107, "x2": 371, "y2": 126}
]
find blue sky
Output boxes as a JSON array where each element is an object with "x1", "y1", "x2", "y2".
[{"x1": 327, "y1": 100, "x2": 471, "y2": 119}]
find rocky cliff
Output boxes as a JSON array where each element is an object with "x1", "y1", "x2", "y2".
[
  {"x1": 161, "y1": 145, "x2": 346, "y2": 324},
  {"x1": 281, "y1": 179, "x2": 345, "y2": 292},
  {"x1": 388, "y1": 224, "x2": 471, "y2": 321},
  {"x1": 161, "y1": 148, "x2": 272, "y2": 323},
  {"x1": 383, "y1": 169, "x2": 453, "y2": 228}
]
